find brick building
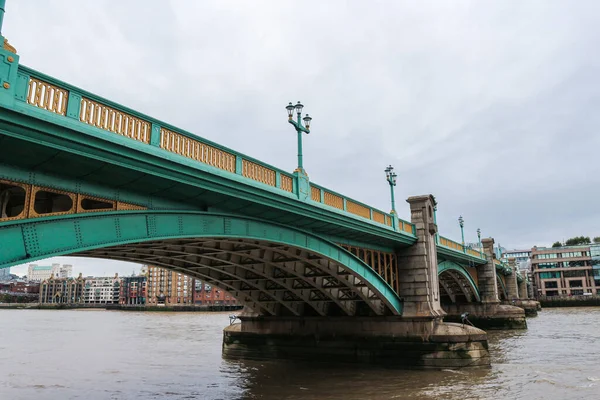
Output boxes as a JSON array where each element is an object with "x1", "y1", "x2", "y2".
[
  {"x1": 194, "y1": 281, "x2": 237, "y2": 306},
  {"x1": 146, "y1": 265, "x2": 195, "y2": 306},
  {"x1": 120, "y1": 275, "x2": 147, "y2": 305}
]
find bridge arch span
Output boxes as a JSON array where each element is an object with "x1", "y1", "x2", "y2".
[
  {"x1": 437, "y1": 260, "x2": 480, "y2": 304},
  {"x1": 0, "y1": 211, "x2": 401, "y2": 317},
  {"x1": 497, "y1": 273, "x2": 508, "y2": 301}
]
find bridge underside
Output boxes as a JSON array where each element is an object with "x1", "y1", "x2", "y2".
[
  {"x1": 77, "y1": 237, "x2": 393, "y2": 317},
  {"x1": 439, "y1": 270, "x2": 478, "y2": 304},
  {"x1": 437, "y1": 261, "x2": 481, "y2": 305},
  {"x1": 0, "y1": 211, "x2": 402, "y2": 317}
]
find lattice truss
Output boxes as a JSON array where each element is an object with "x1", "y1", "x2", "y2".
[
  {"x1": 76, "y1": 238, "x2": 392, "y2": 316},
  {"x1": 438, "y1": 270, "x2": 478, "y2": 303}
]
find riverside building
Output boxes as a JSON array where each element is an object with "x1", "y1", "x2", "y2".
[
  {"x1": 194, "y1": 281, "x2": 238, "y2": 306},
  {"x1": 531, "y1": 245, "x2": 599, "y2": 297},
  {"x1": 120, "y1": 275, "x2": 147, "y2": 305},
  {"x1": 146, "y1": 265, "x2": 195, "y2": 306},
  {"x1": 39, "y1": 274, "x2": 85, "y2": 304},
  {"x1": 83, "y1": 274, "x2": 120, "y2": 304}
]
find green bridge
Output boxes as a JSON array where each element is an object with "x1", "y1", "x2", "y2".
[{"x1": 0, "y1": 2, "x2": 536, "y2": 368}]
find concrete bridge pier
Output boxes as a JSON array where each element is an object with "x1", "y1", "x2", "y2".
[
  {"x1": 504, "y1": 258, "x2": 539, "y2": 317},
  {"x1": 223, "y1": 195, "x2": 490, "y2": 369},
  {"x1": 445, "y1": 240, "x2": 527, "y2": 329},
  {"x1": 512, "y1": 261, "x2": 541, "y2": 316}
]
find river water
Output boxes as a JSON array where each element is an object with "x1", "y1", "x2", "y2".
[{"x1": 1, "y1": 307, "x2": 599, "y2": 400}]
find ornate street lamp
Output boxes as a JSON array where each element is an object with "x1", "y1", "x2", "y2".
[
  {"x1": 477, "y1": 228, "x2": 481, "y2": 249},
  {"x1": 458, "y1": 215, "x2": 465, "y2": 252},
  {"x1": 286, "y1": 101, "x2": 311, "y2": 171},
  {"x1": 385, "y1": 165, "x2": 397, "y2": 214}
]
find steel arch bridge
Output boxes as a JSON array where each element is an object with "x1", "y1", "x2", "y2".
[
  {"x1": 0, "y1": 2, "x2": 523, "y2": 319},
  {"x1": 0, "y1": 211, "x2": 402, "y2": 316}
]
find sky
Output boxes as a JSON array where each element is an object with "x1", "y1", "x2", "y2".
[{"x1": 5, "y1": 0, "x2": 600, "y2": 277}]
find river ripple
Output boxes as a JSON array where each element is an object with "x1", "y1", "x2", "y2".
[{"x1": 1, "y1": 307, "x2": 599, "y2": 399}]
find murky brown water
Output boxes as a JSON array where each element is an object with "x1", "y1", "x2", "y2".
[{"x1": 1, "y1": 307, "x2": 599, "y2": 399}]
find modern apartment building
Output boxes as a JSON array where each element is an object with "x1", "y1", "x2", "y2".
[
  {"x1": 120, "y1": 275, "x2": 147, "y2": 305},
  {"x1": 83, "y1": 274, "x2": 120, "y2": 304},
  {"x1": 502, "y1": 249, "x2": 532, "y2": 271},
  {"x1": 39, "y1": 274, "x2": 85, "y2": 304},
  {"x1": 146, "y1": 265, "x2": 195, "y2": 306},
  {"x1": 194, "y1": 281, "x2": 238, "y2": 306},
  {"x1": 531, "y1": 245, "x2": 599, "y2": 297}
]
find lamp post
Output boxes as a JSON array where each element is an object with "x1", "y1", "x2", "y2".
[
  {"x1": 286, "y1": 101, "x2": 311, "y2": 172},
  {"x1": 477, "y1": 228, "x2": 481, "y2": 249},
  {"x1": 384, "y1": 165, "x2": 397, "y2": 214},
  {"x1": 458, "y1": 215, "x2": 465, "y2": 252}
]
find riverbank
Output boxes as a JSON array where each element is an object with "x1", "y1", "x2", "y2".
[
  {"x1": 539, "y1": 295, "x2": 600, "y2": 307},
  {"x1": 0, "y1": 303, "x2": 243, "y2": 312}
]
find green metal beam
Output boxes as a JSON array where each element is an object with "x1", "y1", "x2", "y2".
[
  {"x1": 0, "y1": 210, "x2": 403, "y2": 315},
  {"x1": 437, "y1": 260, "x2": 481, "y2": 302}
]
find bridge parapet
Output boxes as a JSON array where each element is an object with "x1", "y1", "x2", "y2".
[
  {"x1": 10, "y1": 65, "x2": 413, "y2": 235},
  {"x1": 310, "y1": 183, "x2": 413, "y2": 234},
  {"x1": 436, "y1": 235, "x2": 487, "y2": 266}
]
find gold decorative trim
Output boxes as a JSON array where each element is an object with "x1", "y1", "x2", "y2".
[
  {"x1": 28, "y1": 186, "x2": 77, "y2": 219},
  {"x1": 27, "y1": 78, "x2": 68, "y2": 116},
  {"x1": 3, "y1": 38, "x2": 16, "y2": 54},
  {"x1": 323, "y1": 191, "x2": 344, "y2": 210},
  {"x1": 76, "y1": 194, "x2": 116, "y2": 213},
  {"x1": 280, "y1": 175, "x2": 293, "y2": 193},
  {"x1": 80, "y1": 98, "x2": 151, "y2": 144},
  {"x1": 0, "y1": 179, "x2": 30, "y2": 221},
  {"x1": 310, "y1": 186, "x2": 321, "y2": 202},
  {"x1": 242, "y1": 159, "x2": 276, "y2": 187},
  {"x1": 372, "y1": 211, "x2": 385, "y2": 224},
  {"x1": 116, "y1": 202, "x2": 146, "y2": 211},
  {"x1": 160, "y1": 128, "x2": 236, "y2": 173},
  {"x1": 346, "y1": 200, "x2": 370, "y2": 219}
]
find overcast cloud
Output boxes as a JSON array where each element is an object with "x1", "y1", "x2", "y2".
[{"x1": 5, "y1": 1, "x2": 600, "y2": 276}]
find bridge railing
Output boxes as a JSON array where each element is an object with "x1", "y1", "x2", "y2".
[
  {"x1": 438, "y1": 236, "x2": 486, "y2": 259},
  {"x1": 15, "y1": 65, "x2": 413, "y2": 234},
  {"x1": 494, "y1": 259, "x2": 512, "y2": 275},
  {"x1": 310, "y1": 183, "x2": 414, "y2": 234},
  {"x1": 20, "y1": 65, "x2": 298, "y2": 194}
]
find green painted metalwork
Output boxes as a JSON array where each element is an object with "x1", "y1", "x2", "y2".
[
  {"x1": 438, "y1": 260, "x2": 481, "y2": 302},
  {"x1": 0, "y1": 10, "x2": 487, "y2": 271},
  {"x1": 496, "y1": 272, "x2": 508, "y2": 300},
  {"x1": 437, "y1": 235, "x2": 487, "y2": 265},
  {"x1": 286, "y1": 101, "x2": 310, "y2": 171},
  {"x1": 309, "y1": 182, "x2": 411, "y2": 232},
  {"x1": 3, "y1": 64, "x2": 416, "y2": 244},
  {"x1": 494, "y1": 259, "x2": 513, "y2": 275},
  {"x1": 0, "y1": 211, "x2": 403, "y2": 314}
]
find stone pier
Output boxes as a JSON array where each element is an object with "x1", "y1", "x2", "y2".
[
  {"x1": 223, "y1": 315, "x2": 489, "y2": 369},
  {"x1": 223, "y1": 195, "x2": 490, "y2": 368},
  {"x1": 444, "y1": 239, "x2": 527, "y2": 329},
  {"x1": 513, "y1": 264, "x2": 541, "y2": 316}
]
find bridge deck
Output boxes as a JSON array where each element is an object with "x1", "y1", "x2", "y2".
[{"x1": 1, "y1": 62, "x2": 486, "y2": 264}]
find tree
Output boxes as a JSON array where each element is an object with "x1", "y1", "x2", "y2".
[
  {"x1": 552, "y1": 241, "x2": 562, "y2": 248},
  {"x1": 594, "y1": 237, "x2": 600, "y2": 244},
  {"x1": 565, "y1": 236, "x2": 591, "y2": 246}
]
